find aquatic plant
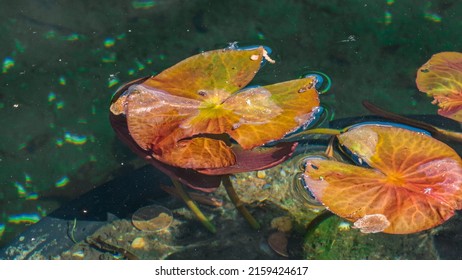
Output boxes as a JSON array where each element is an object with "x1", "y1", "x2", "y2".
[
  {"x1": 110, "y1": 46, "x2": 322, "y2": 232},
  {"x1": 417, "y1": 52, "x2": 462, "y2": 123},
  {"x1": 302, "y1": 123, "x2": 462, "y2": 234},
  {"x1": 297, "y1": 52, "x2": 462, "y2": 235}
]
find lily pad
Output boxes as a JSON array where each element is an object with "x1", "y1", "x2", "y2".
[
  {"x1": 416, "y1": 52, "x2": 462, "y2": 122},
  {"x1": 111, "y1": 46, "x2": 320, "y2": 173},
  {"x1": 303, "y1": 124, "x2": 462, "y2": 234}
]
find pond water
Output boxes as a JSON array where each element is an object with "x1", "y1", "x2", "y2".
[{"x1": 1, "y1": 0, "x2": 461, "y2": 259}]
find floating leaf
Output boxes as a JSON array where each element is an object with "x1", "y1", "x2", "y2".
[
  {"x1": 303, "y1": 124, "x2": 462, "y2": 234},
  {"x1": 111, "y1": 46, "x2": 320, "y2": 173},
  {"x1": 416, "y1": 52, "x2": 462, "y2": 122}
]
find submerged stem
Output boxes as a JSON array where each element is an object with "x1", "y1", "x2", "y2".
[
  {"x1": 222, "y1": 176, "x2": 260, "y2": 230},
  {"x1": 283, "y1": 127, "x2": 343, "y2": 142},
  {"x1": 171, "y1": 178, "x2": 216, "y2": 233},
  {"x1": 363, "y1": 100, "x2": 462, "y2": 143}
]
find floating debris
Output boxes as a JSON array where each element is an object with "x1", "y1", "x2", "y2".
[
  {"x1": 55, "y1": 176, "x2": 70, "y2": 188},
  {"x1": 8, "y1": 213, "x2": 41, "y2": 224},
  {"x1": 2, "y1": 57, "x2": 14, "y2": 73},
  {"x1": 132, "y1": 204, "x2": 173, "y2": 232},
  {"x1": 104, "y1": 37, "x2": 116, "y2": 48},
  {"x1": 132, "y1": 0, "x2": 156, "y2": 10},
  {"x1": 64, "y1": 132, "x2": 87, "y2": 145}
]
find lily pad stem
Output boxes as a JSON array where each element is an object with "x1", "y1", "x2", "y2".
[
  {"x1": 171, "y1": 178, "x2": 216, "y2": 233},
  {"x1": 222, "y1": 175, "x2": 260, "y2": 230}
]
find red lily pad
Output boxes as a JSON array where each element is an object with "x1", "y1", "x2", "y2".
[
  {"x1": 303, "y1": 124, "x2": 462, "y2": 234},
  {"x1": 111, "y1": 46, "x2": 320, "y2": 172},
  {"x1": 416, "y1": 52, "x2": 462, "y2": 122}
]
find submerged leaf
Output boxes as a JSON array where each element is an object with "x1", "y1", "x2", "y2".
[
  {"x1": 111, "y1": 46, "x2": 320, "y2": 172},
  {"x1": 416, "y1": 52, "x2": 462, "y2": 122},
  {"x1": 303, "y1": 124, "x2": 462, "y2": 234}
]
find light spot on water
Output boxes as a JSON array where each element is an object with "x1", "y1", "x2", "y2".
[
  {"x1": 48, "y1": 92, "x2": 56, "y2": 103},
  {"x1": 24, "y1": 173, "x2": 32, "y2": 184},
  {"x1": 55, "y1": 138, "x2": 64, "y2": 147},
  {"x1": 135, "y1": 59, "x2": 145, "y2": 71},
  {"x1": 56, "y1": 100, "x2": 65, "y2": 110},
  {"x1": 13, "y1": 182, "x2": 27, "y2": 198},
  {"x1": 424, "y1": 12, "x2": 442, "y2": 23},
  {"x1": 384, "y1": 11, "x2": 392, "y2": 25},
  {"x1": 55, "y1": 176, "x2": 70, "y2": 188},
  {"x1": 104, "y1": 37, "x2": 116, "y2": 48},
  {"x1": 2, "y1": 57, "x2": 14, "y2": 73},
  {"x1": 116, "y1": 33, "x2": 126, "y2": 40},
  {"x1": 26, "y1": 192, "x2": 39, "y2": 200},
  {"x1": 64, "y1": 132, "x2": 88, "y2": 145},
  {"x1": 59, "y1": 75, "x2": 66, "y2": 86},
  {"x1": 132, "y1": 0, "x2": 156, "y2": 9},
  {"x1": 108, "y1": 77, "x2": 120, "y2": 88},
  {"x1": 8, "y1": 213, "x2": 41, "y2": 224}
]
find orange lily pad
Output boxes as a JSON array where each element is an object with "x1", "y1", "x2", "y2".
[
  {"x1": 111, "y1": 46, "x2": 320, "y2": 172},
  {"x1": 303, "y1": 124, "x2": 462, "y2": 234},
  {"x1": 416, "y1": 52, "x2": 462, "y2": 122}
]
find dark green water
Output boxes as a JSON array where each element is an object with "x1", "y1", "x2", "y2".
[{"x1": 1, "y1": 0, "x2": 461, "y2": 258}]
